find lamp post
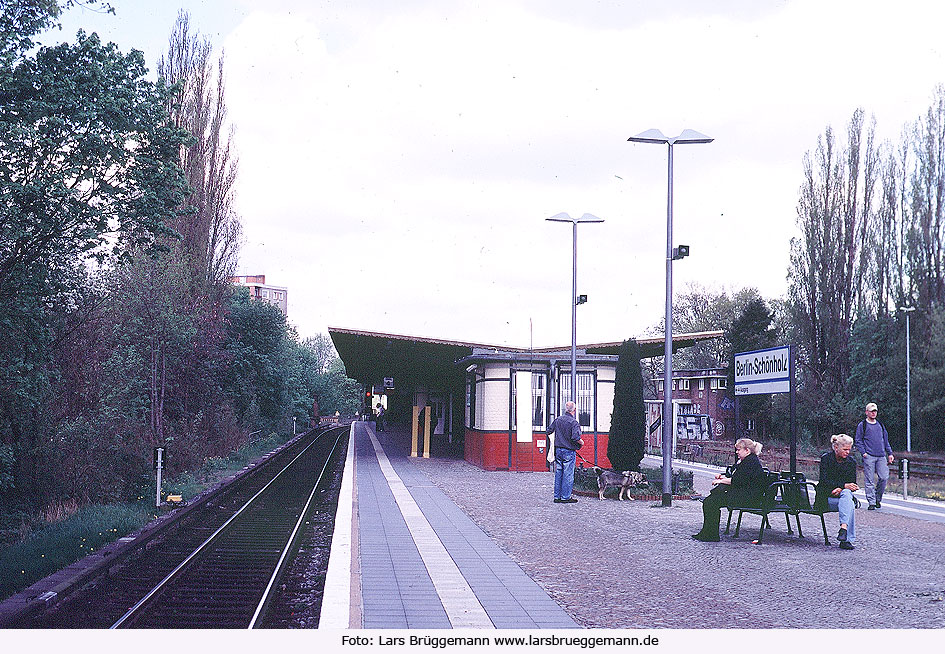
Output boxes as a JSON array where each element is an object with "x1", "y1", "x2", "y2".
[
  {"x1": 898, "y1": 306, "x2": 916, "y2": 452},
  {"x1": 546, "y1": 213, "x2": 604, "y2": 406},
  {"x1": 627, "y1": 129, "x2": 713, "y2": 506}
]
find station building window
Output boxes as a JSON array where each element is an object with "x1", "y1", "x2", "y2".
[
  {"x1": 511, "y1": 372, "x2": 547, "y2": 430},
  {"x1": 475, "y1": 377, "x2": 484, "y2": 428},
  {"x1": 559, "y1": 372, "x2": 594, "y2": 427},
  {"x1": 465, "y1": 376, "x2": 474, "y2": 428}
]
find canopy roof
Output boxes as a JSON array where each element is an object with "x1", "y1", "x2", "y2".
[{"x1": 329, "y1": 326, "x2": 723, "y2": 387}]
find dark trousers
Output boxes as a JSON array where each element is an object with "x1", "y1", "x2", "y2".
[{"x1": 698, "y1": 487, "x2": 729, "y2": 537}]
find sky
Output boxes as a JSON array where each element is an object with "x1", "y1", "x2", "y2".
[{"x1": 47, "y1": 0, "x2": 945, "y2": 348}]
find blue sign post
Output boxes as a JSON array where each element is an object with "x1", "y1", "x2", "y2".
[{"x1": 734, "y1": 345, "x2": 797, "y2": 471}]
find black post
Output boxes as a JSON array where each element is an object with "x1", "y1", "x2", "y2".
[
  {"x1": 735, "y1": 395, "x2": 741, "y2": 440},
  {"x1": 789, "y1": 344, "x2": 796, "y2": 473}
]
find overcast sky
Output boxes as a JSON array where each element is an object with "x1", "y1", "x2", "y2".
[{"x1": 49, "y1": 0, "x2": 945, "y2": 348}]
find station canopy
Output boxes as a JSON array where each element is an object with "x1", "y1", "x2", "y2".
[{"x1": 328, "y1": 326, "x2": 723, "y2": 389}]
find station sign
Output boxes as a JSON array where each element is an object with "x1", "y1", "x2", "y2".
[
  {"x1": 734, "y1": 345, "x2": 791, "y2": 395},
  {"x1": 383, "y1": 377, "x2": 394, "y2": 389}
]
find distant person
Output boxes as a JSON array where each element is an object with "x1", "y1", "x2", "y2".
[
  {"x1": 692, "y1": 438, "x2": 765, "y2": 542},
  {"x1": 854, "y1": 402, "x2": 894, "y2": 509},
  {"x1": 375, "y1": 403, "x2": 385, "y2": 432},
  {"x1": 547, "y1": 401, "x2": 584, "y2": 503},
  {"x1": 816, "y1": 434, "x2": 859, "y2": 550}
]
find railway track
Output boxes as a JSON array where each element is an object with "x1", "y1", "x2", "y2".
[{"x1": 18, "y1": 424, "x2": 348, "y2": 629}]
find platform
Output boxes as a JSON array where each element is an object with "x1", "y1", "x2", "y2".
[{"x1": 321, "y1": 421, "x2": 577, "y2": 629}]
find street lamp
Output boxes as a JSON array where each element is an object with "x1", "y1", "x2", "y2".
[
  {"x1": 546, "y1": 212, "x2": 605, "y2": 406},
  {"x1": 628, "y1": 128, "x2": 713, "y2": 506},
  {"x1": 898, "y1": 306, "x2": 916, "y2": 452}
]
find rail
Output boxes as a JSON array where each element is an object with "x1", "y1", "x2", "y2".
[
  {"x1": 4, "y1": 423, "x2": 348, "y2": 628},
  {"x1": 110, "y1": 425, "x2": 346, "y2": 628}
]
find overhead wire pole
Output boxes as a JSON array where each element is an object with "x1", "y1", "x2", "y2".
[{"x1": 627, "y1": 129, "x2": 713, "y2": 507}]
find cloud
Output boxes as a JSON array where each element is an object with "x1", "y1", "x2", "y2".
[{"x1": 65, "y1": 0, "x2": 945, "y2": 345}]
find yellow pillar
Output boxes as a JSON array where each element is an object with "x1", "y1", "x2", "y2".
[
  {"x1": 411, "y1": 405, "x2": 420, "y2": 457},
  {"x1": 423, "y1": 405, "x2": 432, "y2": 458}
]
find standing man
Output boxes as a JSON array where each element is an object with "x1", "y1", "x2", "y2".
[
  {"x1": 375, "y1": 403, "x2": 385, "y2": 432},
  {"x1": 854, "y1": 402, "x2": 894, "y2": 510},
  {"x1": 547, "y1": 401, "x2": 584, "y2": 503}
]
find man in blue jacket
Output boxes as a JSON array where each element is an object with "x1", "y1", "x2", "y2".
[
  {"x1": 547, "y1": 401, "x2": 584, "y2": 503},
  {"x1": 854, "y1": 402, "x2": 894, "y2": 510}
]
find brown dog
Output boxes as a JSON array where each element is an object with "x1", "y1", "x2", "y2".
[{"x1": 594, "y1": 467, "x2": 647, "y2": 500}]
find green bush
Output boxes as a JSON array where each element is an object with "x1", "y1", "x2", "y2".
[{"x1": 573, "y1": 464, "x2": 693, "y2": 497}]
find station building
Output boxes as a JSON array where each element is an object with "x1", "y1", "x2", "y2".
[
  {"x1": 645, "y1": 367, "x2": 735, "y2": 455},
  {"x1": 330, "y1": 327, "x2": 723, "y2": 472}
]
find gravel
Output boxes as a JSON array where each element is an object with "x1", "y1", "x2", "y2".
[{"x1": 406, "y1": 456, "x2": 945, "y2": 629}]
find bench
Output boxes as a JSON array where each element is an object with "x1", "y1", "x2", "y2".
[
  {"x1": 724, "y1": 470, "x2": 847, "y2": 545},
  {"x1": 724, "y1": 470, "x2": 798, "y2": 543},
  {"x1": 785, "y1": 472, "x2": 865, "y2": 545}
]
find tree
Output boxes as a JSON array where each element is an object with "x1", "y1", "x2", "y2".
[
  {"x1": 0, "y1": 16, "x2": 188, "y2": 502},
  {"x1": 845, "y1": 315, "x2": 907, "y2": 449},
  {"x1": 726, "y1": 297, "x2": 778, "y2": 439},
  {"x1": 608, "y1": 339, "x2": 645, "y2": 472},
  {"x1": 787, "y1": 110, "x2": 885, "y2": 435},
  {"x1": 157, "y1": 11, "x2": 242, "y2": 284},
  {"x1": 0, "y1": 31, "x2": 189, "y2": 300},
  {"x1": 223, "y1": 288, "x2": 293, "y2": 429}
]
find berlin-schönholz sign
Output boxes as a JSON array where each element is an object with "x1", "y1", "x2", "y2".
[{"x1": 734, "y1": 345, "x2": 790, "y2": 395}]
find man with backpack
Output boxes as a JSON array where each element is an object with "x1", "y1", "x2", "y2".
[{"x1": 854, "y1": 402, "x2": 894, "y2": 510}]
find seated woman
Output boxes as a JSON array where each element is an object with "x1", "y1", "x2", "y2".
[
  {"x1": 814, "y1": 433, "x2": 858, "y2": 550},
  {"x1": 692, "y1": 438, "x2": 765, "y2": 542}
]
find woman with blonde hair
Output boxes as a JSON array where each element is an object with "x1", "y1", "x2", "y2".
[
  {"x1": 692, "y1": 438, "x2": 766, "y2": 542},
  {"x1": 815, "y1": 434, "x2": 859, "y2": 550}
]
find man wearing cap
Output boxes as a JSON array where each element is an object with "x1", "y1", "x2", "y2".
[{"x1": 854, "y1": 402, "x2": 894, "y2": 510}]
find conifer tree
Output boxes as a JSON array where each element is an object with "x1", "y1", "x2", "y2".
[{"x1": 608, "y1": 339, "x2": 645, "y2": 471}]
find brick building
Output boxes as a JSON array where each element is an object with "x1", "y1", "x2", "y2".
[
  {"x1": 230, "y1": 275, "x2": 288, "y2": 316},
  {"x1": 646, "y1": 367, "x2": 735, "y2": 449}
]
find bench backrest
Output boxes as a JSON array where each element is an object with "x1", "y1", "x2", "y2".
[{"x1": 778, "y1": 472, "x2": 815, "y2": 510}]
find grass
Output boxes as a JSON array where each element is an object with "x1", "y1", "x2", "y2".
[
  {"x1": 0, "y1": 503, "x2": 152, "y2": 601},
  {"x1": 0, "y1": 430, "x2": 291, "y2": 602}
]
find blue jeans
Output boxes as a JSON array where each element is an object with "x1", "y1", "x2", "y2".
[
  {"x1": 862, "y1": 453, "x2": 889, "y2": 506},
  {"x1": 827, "y1": 489, "x2": 856, "y2": 543},
  {"x1": 554, "y1": 448, "x2": 576, "y2": 500}
]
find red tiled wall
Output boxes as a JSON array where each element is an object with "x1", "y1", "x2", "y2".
[{"x1": 465, "y1": 428, "x2": 612, "y2": 471}]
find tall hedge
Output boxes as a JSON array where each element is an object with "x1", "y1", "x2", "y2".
[{"x1": 608, "y1": 339, "x2": 645, "y2": 471}]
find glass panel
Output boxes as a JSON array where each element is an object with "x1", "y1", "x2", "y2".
[{"x1": 532, "y1": 373, "x2": 545, "y2": 428}]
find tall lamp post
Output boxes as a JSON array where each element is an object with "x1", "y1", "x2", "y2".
[
  {"x1": 627, "y1": 129, "x2": 713, "y2": 506},
  {"x1": 546, "y1": 213, "x2": 605, "y2": 406},
  {"x1": 898, "y1": 306, "x2": 915, "y2": 452}
]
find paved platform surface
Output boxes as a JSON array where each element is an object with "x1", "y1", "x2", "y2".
[
  {"x1": 338, "y1": 421, "x2": 577, "y2": 629},
  {"x1": 358, "y1": 426, "x2": 944, "y2": 629}
]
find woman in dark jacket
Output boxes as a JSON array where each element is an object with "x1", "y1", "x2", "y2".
[{"x1": 692, "y1": 438, "x2": 766, "y2": 542}]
